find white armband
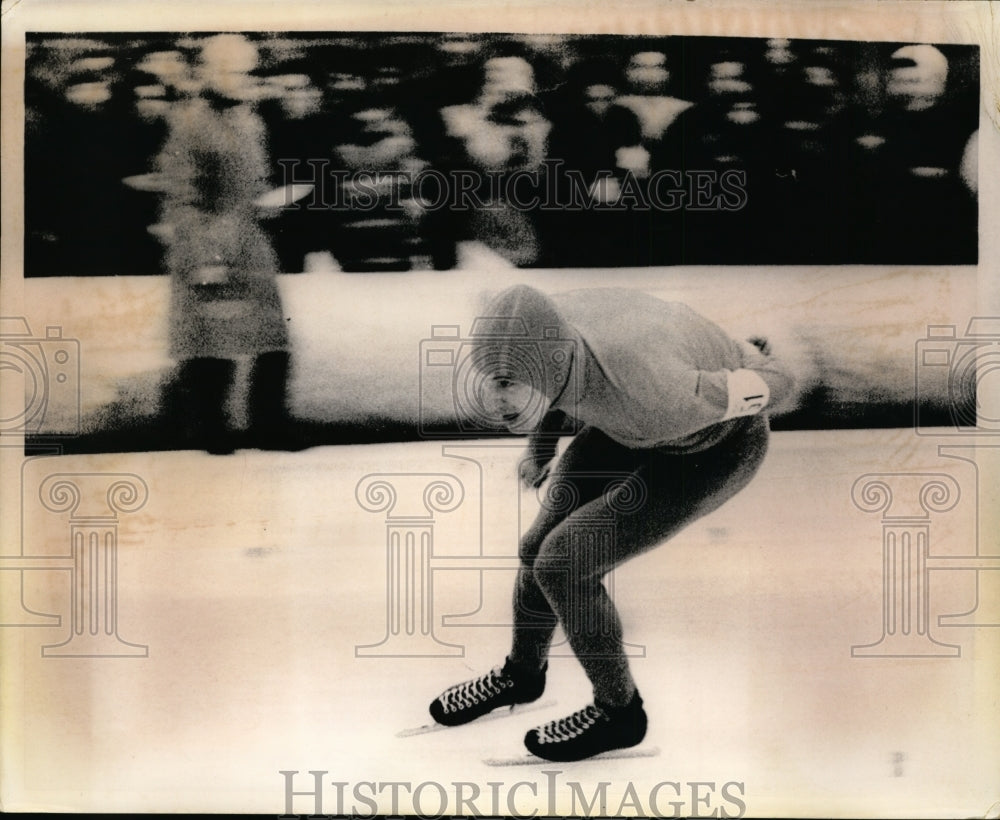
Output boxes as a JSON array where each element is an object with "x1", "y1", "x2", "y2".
[{"x1": 722, "y1": 369, "x2": 770, "y2": 421}]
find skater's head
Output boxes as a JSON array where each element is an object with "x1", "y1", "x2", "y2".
[{"x1": 468, "y1": 285, "x2": 575, "y2": 434}]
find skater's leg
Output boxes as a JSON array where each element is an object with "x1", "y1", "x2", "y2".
[
  {"x1": 509, "y1": 428, "x2": 643, "y2": 672},
  {"x1": 175, "y1": 357, "x2": 237, "y2": 454},
  {"x1": 532, "y1": 417, "x2": 770, "y2": 706},
  {"x1": 248, "y1": 349, "x2": 295, "y2": 449},
  {"x1": 428, "y1": 429, "x2": 638, "y2": 726}
]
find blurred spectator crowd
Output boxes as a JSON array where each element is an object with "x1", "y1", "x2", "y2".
[{"x1": 25, "y1": 31, "x2": 979, "y2": 274}]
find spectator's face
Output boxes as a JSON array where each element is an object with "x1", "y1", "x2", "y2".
[
  {"x1": 626, "y1": 52, "x2": 669, "y2": 92},
  {"x1": 65, "y1": 81, "x2": 111, "y2": 108},
  {"x1": 764, "y1": 39, "x2": 795, "y2": 66},
  {"x1": 353, "y1": 107, "x2": 406, "y2": 140},
  {"x1": 285, "y1": 87, "x2": 323, "y2": 118},
  {"x1": 726, "y1": 101, "x2": 760, "y2": 125},
  {"x1": 483, "y1": 57, "x2": 535, "y2": 99},
  {"x1": 438, "y1": 34, "x2": 480, "y2": 62},
  {"x1": 329, "y1": 72, "x2": 366, "y2": 93},
  {"x1": 138, "y1": 50, "x2": 187, "y2": 86},
  {"x1": 887, "y1": 45, "x2": 948, "y2": 110},
  {"x1": 202, "y1": 68, "x2": 258, "y2": 102},
  {"x1": 708, "y1": 61, "x2": 752, "y2": 96},
  {"x1": 327, "y1": 72, "x2": 366, "y2": 107},
  {"x1": 488, "y1": 105, "x2": 546, "y2": 168},
  {"x1": 134, "y1": 82, "x2": 170, "y2": 121},
  {"x1": 372, "y1": 66, "x2": 401, "y2": 91},
  {"x1": 197, "y1": 34, "x2": 260, "y2": 101},
  {"x1": 585, "y1": 84, "x2": 616, "y2": 116},
  {"x1": 804, "y1": 66, "x2": 837, "y2": 88},
  {"x1": 136, "y1": 97, "x2": 170, "y2": 121},
  {"x1": 274, "y1": 73, "x2": 323, "y2": 118}
]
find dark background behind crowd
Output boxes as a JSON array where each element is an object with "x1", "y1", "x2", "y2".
[{"x1": 25, "y1": 31, "x2": 979, "y2": 277}]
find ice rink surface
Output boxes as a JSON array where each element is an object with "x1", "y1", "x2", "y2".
[{"x1": 3, "y1": 426, "x2": 998, "y2": 817}]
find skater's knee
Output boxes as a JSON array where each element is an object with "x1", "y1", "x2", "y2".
[
  {"x1": 534, "y1": 543, "x2": 608, "y2": 599},
  {"x1": 518, "y1": 534, "x2": 544, "y2": 564},
  {"x1": 531, "y1": 552, "x2": 572, "y2": 602}
]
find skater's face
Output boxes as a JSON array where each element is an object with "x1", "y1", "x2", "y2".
[{"x1": 481, "y1": 372, "x2": 551, "y2": 434}]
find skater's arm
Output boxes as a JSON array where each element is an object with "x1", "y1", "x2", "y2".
[
  {"x1": 520, "y1": 409, "x2": 569, "y2": 488},
  {"x1": 529, "y1": 408, "x2": 570, "y2": 456},
  {"x1": 690, "y1": 339, "x2": 795, "y2": 424},
  {"x1": 736, "y1": 337, "x2": 795, "y2": 411}
]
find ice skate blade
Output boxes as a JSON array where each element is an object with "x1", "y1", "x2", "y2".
[
  {"x1": 484, "y1": 744, "x2": 660, "y2": 767},
  {"x1": 397, "y1": 699, "x2": 558, "y2": 738}
]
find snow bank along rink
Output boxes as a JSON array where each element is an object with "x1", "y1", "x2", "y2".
[{"x1": 10, "y1": 243, "x2": 984, "y2": 434}]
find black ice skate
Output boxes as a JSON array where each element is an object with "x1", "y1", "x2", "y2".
[
  {"x1": 429, "y1": 658, "x2": 546, "y2": 727},
  {"x1": 523, "y1": 691, "x2": 647, "y2": 762}
]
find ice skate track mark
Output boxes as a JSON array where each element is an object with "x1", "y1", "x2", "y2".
[
  {"x1": 397, "y1": 699, "x2": 558, "y2": 738},
  {"x1": 484, "y1": 745, "x2": 661, "y2": 767}
]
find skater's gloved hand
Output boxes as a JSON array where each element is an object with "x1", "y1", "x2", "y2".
[
  {"x1": 519, "y1": 454, "x2": 552, "y2": 489},
  {"x1": 737, "y1": 335, "x2": 796, "y2": 412}
]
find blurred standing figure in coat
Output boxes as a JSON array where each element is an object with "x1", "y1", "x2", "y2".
[{"x1": 157, "y1": 34, "x2": 293, "y2": 454}]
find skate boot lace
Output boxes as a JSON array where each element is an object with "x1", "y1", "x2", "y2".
[
  {"x1": 537, "y1": 704, "x2": 608, "y2": 744},
  {"x1": 439, "y1": 667, "x2": 513, "y2": 714}
]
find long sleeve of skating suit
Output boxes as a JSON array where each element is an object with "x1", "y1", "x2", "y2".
[{"x1": 544, "y1": 288, "x2": 794, "y2": 453}]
